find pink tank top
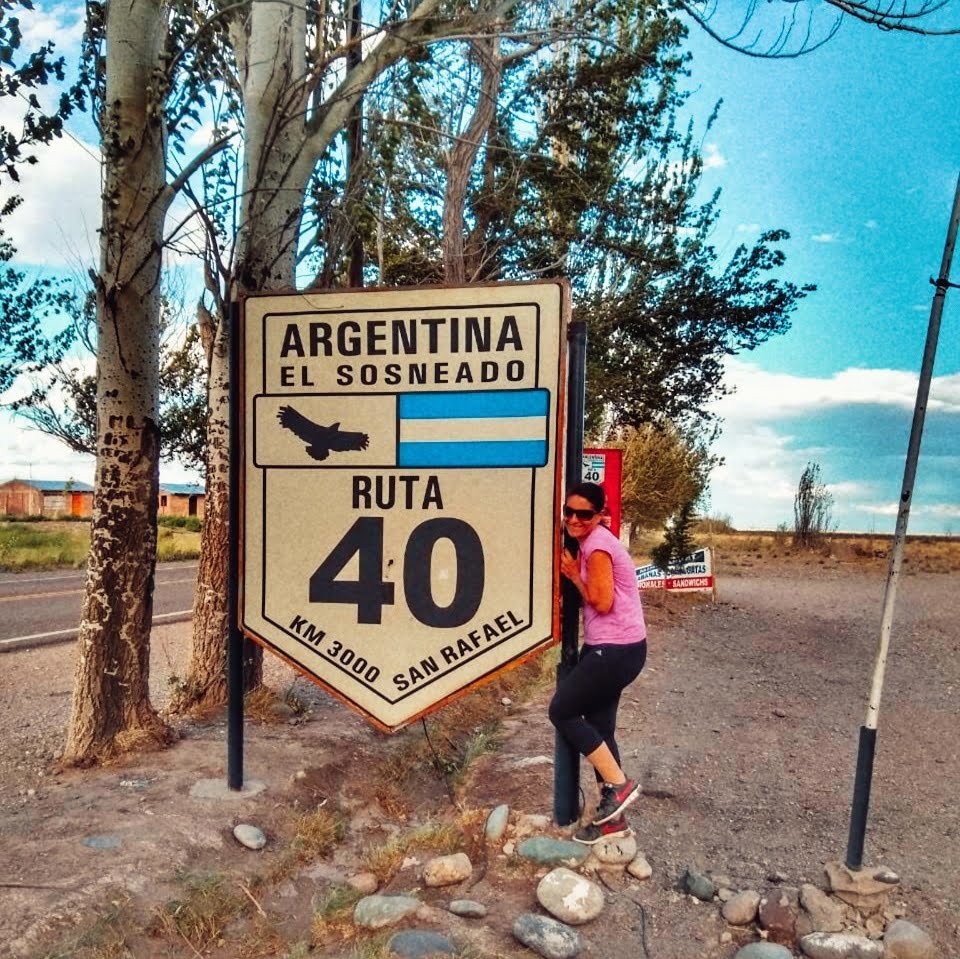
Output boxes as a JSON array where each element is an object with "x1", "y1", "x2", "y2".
[{"x1": 579, "y1": 524, "x2": 647, "y2": 646}]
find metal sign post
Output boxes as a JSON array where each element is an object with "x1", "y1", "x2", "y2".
[
  {"x1": 237, "y1": 282, "x2": 567, "y2": 731},
  {"x1": 553, "y1": 320, "x2": 586, "y2": 826},
  {"x1": 845, "y1": 173, "x2": 960, "y2": 869},
  {"x1": 227, "y1": 300, "x2": 245, "y2": 790}
]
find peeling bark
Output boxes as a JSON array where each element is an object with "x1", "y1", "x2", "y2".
[{"x1": 63, "y1": 0, "x2": 174, "y2": 764}]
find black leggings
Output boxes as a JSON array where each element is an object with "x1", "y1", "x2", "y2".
[{"x1": 548, "y1": 641, "x2": 647, "y2": 774}]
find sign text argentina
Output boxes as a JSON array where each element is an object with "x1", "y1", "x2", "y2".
[{"x1": 241, "y1": 283, "x2": 566, "y2": 730}]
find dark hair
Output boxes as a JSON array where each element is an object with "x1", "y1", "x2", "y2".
[{"x1": 566, "y1": 481, "x2": 605, "y2": 512}]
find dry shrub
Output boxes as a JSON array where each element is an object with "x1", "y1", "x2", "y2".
[
  {"x1": 151, "y1": 871, "x2": 248, "y2": 952},
  {"x1": 361, "y1": 821, "x2": 463, "y2": 883},
  {"x1": 309, "y1": 884, "x2": 366, "y2": 945}
]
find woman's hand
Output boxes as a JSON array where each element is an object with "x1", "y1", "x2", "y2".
[{"x1": 560, "y1": 548, "x2": 581, "y2": 584}]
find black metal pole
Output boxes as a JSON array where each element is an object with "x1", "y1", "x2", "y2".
[
  {"x1": 845, "y1": 172, "x2": 960, "y2": 868},
  {"x1": 227, "y1": 299, "x2": 245, "y2": 790},
  {"x1": 553, "y1": 320, "x2": 586, "y2": 826}
]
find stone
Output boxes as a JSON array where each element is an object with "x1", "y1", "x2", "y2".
[
  {"x1": 722, "y1": 890, "x2": 761, "y2": 926},
  {"x1": 387, "y1": 930, "x2": 457, "y2": 958},
  {"x1": 233, "y1": 824, "x2": 266, "y2": 850},
  {"x1": 353, "y1": 895, "x2": 422, "y2": 929},
  {"x1": 590, "y1": 831, "x2": 637, "y2": 865},
  {"x1": 536, "y1": 867, "x2": 605, "y2": 925},
  {"x1": 414, "y1": 905, "x2": 448, "y2": 924},
  {"x1": 512, "y1": 913, "x2": 583, "y2": 959},
  {"x1": 798, "y1": 932, "x2": 884, "y2": 959},
  {"x1": 720, "y1": 931, "x2": 734, "y2": 944},
  {"x1": 516, "y1": 837, "x2": 589, "y2": 866},
  {"x1": 82, "y1": 835, "x2": 121, "y2": 850},
  {"x1": 824, "y1": 862, "x2": 897, "y2": 915},
  {"x1": 759, "y1": 889, "x2": 799, "y2": 944},
  {"x1": 718, "y1": 888, "x2": 735, "y2": 902},
  {"x1": 800, "y1": 883, "x2": 844, "y2": 933},
  {"x1": 422, "y1": 852, "x2": 472, "y2": 887},
  {"x1": 684, "y1": 868, "x2": 716, "y2": 902},
  {"x1": 864, "y1": 915, "x2": 885, "y2": 940},
  {"x1": 882, "y1": 919, "x2": 937, "y2": 959},
  {"x1": 516, "y1": 813, "x2": 552, "y2": 834},
  {"x1": 448, "y1": 899, "x2": 487, "y2": 918},
  {"x1": 347, "y1": 871, "x2": 379, "y2": 895},
  {"x1": 627, "y1": 854, "x2": 652, "y2": 880},
  {"x1": 733, "y1": 944, "x2": 794, "y2": 959},
  {"x1": 485, "y1": 804, "x2": 510, "y2": 842}
]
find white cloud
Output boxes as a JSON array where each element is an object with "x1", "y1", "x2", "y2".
[
  {"x1": 19, "y1": 3, "x2": 85, "y2": 52},
  {"x1": 811, "y1": 232, "x2": 839, "y2": 243},
  {"x1": 865, "y1": 219, "x2": 879, "y2": 229},
  {"x1": 712, "y1": 360, "x2": 960, "y2": 421},
  {"x1": 737, "y1": 223, "x2": 761, "y2": 234},
  {"x1": 703, "y1": 143, "x2": 726, "y2": 170},
  {"x1": 704, "y1": 360, "x2": 960, "y2": 532},
  {"x1": 0, "y1": 131, "x2": 101, "y2": 267}
]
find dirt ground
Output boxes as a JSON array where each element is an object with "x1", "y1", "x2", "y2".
[{"x1": 1, "y1": 550, "x2": 958, "y2": 958}]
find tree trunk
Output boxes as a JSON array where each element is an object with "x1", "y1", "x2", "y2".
[
  {"x1": 442, "y1": 37, "x2": 502, "y2": 283},
  {"x1": 63, "y1": 0, "x2": 173, "y2": 765}
]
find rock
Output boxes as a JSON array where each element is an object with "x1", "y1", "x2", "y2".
[
  {"x1": 512, "y1": 913, "x2": 583, "y2": 959},
  {"x1": 414, "y1": 905, "x2": 448, "y2": 924},
  {"x1": 501, "y1": 697, "x2": 512, "y2": 706},
  {"x1": 711, "y1": 873, "x2": 734, "y2": 888},
  {"x1": 82, "y1": 835, "x2": 121, "y2": 850},
  {"x1": 233, "y1": 824, "x2": 266, "y2": 850},
  {"x1": 733, "y1": 944, "x2": 794, "y2": 959},
  {"x1": 485, "y1": 804, "x2": 510, "y2": 843},
  {"x1": 503, "y1": 841, "x2": 516, "y2": 856},
  {"x1": 387, "y1": 930, "x2": 457, "y2": 958},
  {"x1": 590, "y1": 831, "x2": 637, "y2": 865},
  {"x1": 864, "y1": 915, "x2": 885, "y2": 940},
  {"x1": 798, "y1": 932, "x2": 884, "y2": 959},
  {"x1": 684, "y1": 868, "x2": 716, "y2": 902},
  {"x1": 347, "y1": 871, "x2": 379, "y2": 895},
  {"x1": 883, "y1": 919, "x2": 937, "y2": 959},
  {"x1": 448, "y1": 899, "x2": 487, "y2": 918},
  {"x1": 353, "y1": 895, "x2": 422, "y2": 929},
  {"x1": 759, "y1": 889, "x2": 799, "y2": 944},
  {"x1": 718, "y1": 888, "x2": 735, "y2": 902},
  {"x1": 800, "y1": 883, "x2": 844, "y2": 933},
  {"x1": 723, "y1": 890, "x2": 761, "y2": 926},
  {"x1": 536, "y1": 867, "x2": 605, "y2": 925},
  {"x1": 720, "y1": 931, "x2": 733, "y2": 944},
  {"x1": 422, "y1": 852, "x2": 472, "y2": 887},
  {"x1": 824, "y1": 861, "x2": 897, "y2": 915},
  {"x1": 627, "y1": 854, "x2": 652, "y2": 880},
  {"x1": 516, "y1": 837, "x2": 589, "y2": 866},
  {"x1": 516, "y1": 813, "x2": 552, "y2": 834}
]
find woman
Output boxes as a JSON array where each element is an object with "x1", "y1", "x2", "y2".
[{"x1": 549, "y1": 481, "x2": 648, "y2": 844}]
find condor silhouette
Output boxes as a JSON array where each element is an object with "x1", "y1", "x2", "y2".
[{"x1": 277, "y1": 405, "x2": 370, "y2": 461}]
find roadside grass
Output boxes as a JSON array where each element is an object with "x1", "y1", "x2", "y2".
[
  {"x1": 370, "y1": 648, "x2": 558, "y2": 816},
  {"x1": 0, "y1": 520, "x2": 201, "y2": 570},
  {"x1": 0, "y1": 521, "x2": 89, "y2": 569},
  {"x1": 150, "y1": 870, "x2": 251, "y2": 953},
  {"x1": 34, "y1": 895, "x2": 139, "y2": 959},
  {"x1": 361, "y1": 820, "x2": 465, "y2": 883}
]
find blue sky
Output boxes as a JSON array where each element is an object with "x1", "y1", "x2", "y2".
[
  {"x1": 1, "y1": 2, "x2": 958, "y2": 533},
  {"x1": 680, "y1": 9, "x2": 960, "y2": 534}
]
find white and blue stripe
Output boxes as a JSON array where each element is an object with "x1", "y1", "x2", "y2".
[{"x1": 398, "y1": 389, "x2": 549, "y2": 467}]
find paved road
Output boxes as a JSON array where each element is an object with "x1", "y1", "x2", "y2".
[{"x1": 0, "y1": 561, "x2": 197, "y2": 651}]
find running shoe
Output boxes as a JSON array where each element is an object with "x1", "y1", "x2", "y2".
[
  {"x1": 592, "y1": 778, "x2": 641, "y2": 825},
  {"x1": 573, "y1": 815, "x2": 631, "y2": 845}
]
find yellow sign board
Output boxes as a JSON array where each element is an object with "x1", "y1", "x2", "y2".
[{"x1": 241, "y1": 282, "x2": 567, "y2": 730}]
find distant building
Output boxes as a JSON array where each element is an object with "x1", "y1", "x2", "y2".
[
  {"x1": 0, "y1": 479, "x2": 95, "y2": 518},
  {"x1": 159, "y1": 482, "x2": 205, "y2": 519}
]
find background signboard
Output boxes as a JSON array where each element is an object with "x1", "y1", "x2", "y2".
[
  {"x1": 635, "y1": 548, "x2": 715, "y2": 597},
  {"x1": 582, "y1": 447, "x2": 623, "y2": 538},
  {"x1": 241, "y1": 282, "x2": 567, "y2": 730}
]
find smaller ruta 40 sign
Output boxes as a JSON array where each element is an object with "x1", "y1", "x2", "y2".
[{"x1": 240, "y1": 282, "x2": 567, "y2": 731}]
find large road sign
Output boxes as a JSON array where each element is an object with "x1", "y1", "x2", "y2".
[{"x1": 240, "y1": 282, "x2": 567, "y2": 731}]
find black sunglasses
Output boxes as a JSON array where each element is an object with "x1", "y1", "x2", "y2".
[{"x1": 563, "y1": 505, "x2": 597, "y2": 521}]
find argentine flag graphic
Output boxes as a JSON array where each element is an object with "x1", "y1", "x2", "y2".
[{"x1": 398, "y1": 389, "x2": 549, "y2": 468}]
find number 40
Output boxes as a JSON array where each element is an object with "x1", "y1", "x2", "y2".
[{"x1": 309, "y1": 517, "x2": 485, "y2": 628}]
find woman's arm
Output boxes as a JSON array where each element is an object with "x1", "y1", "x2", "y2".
[{"x1": 560, "y1": 548, "x2": 614, "y2": 614}]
